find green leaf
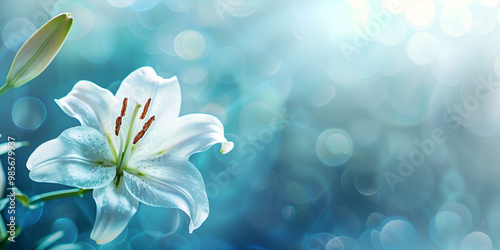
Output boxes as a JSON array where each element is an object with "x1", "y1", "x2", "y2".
[
  {"x1": 12, "y1": 188, "x2": 30, "y2": 207},
  {"x1": 0, "y1": 199, "x2": 8, "y2": 210},
  {"x1": 0, "y1": 198, "x2": 9, "y2": 240},
  {"x1": 0, "y1": 141, "x2": 29, "y2": 156}
]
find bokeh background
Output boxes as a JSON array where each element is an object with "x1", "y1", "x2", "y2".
[{"x1": 1, "y1": 0, "x2": 500, "y2": 249}]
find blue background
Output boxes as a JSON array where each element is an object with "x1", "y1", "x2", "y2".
[{"x1": 1, "y1": 0, "x2": 500, "y2": 249}]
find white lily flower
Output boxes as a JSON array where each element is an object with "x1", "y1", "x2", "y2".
[{"x1": 26, "y1": 67, "x2": 234, "y2": 244}]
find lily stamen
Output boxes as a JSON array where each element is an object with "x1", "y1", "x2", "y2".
[
  {"x1": 114, "y1": 116, "x2": 122, "y2": 136},
  {"x1": 133, "y1": 115, "x2": 155, "y2": 144},
  {"x1": 144, "y1": 115, "x2": 155, "y2": 130},
  {"x1": 140, "y1": 98, "x2": 151, "y2": 119},
  {"x1": 115, "y1": 98, "x2": 128, "y2": 136},
  {"x1": 121, "y1": 98, "x2": 128, "y2": 116}
]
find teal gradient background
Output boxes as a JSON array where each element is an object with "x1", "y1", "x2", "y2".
[{"x1": 1, "y1": 0, "x2": 500, "y2": 249}]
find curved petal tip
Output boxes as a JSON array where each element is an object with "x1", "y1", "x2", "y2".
[{"x1": 220, "y1": 141, "x2": 234, "y2": 154}]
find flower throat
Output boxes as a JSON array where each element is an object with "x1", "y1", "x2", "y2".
[{"x1": 113, "y1": 97, "x2": 155, "y2": 186}]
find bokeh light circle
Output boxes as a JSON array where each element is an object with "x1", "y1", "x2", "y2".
[
  {"x1": 429, "y1": 211, "x2": 469, "y2": 248},
  {"x1": 12, "y1": 96, "x2": 47, "y2": 130},
  {"x1": 440, "y1": 6, "x2": 473, "y2": 37},
  {"x1": 53, "y1": 2, "x2": 93, "y2": 40},
  {"x1": 380, "y1": 219, "x2": 417, "y2": 250},
  {"x1": 309, "y1": 83, "x2": 336, "y2": 107},
  {"x1": 156, "y1": 30, "x2": 178, "y2": 56},
  {"x1": 366, "y1": 213, "x2": 388, "y2": 229},
  {"x1": 460, "y1": 232, "x2": 492, "y2": 250},
  {"x1": 107, "y1": 0, "x2": 137, "y2": 8},
  {"x1": 354, "y1": 170, "x2": 383, "y2": 196},
  {"x1": 479, "y1": 0, "x2": 500, "y2": 7},
  {"x1": 325, "y1": 237, "x2": 343, "y2": 250},
  {"x1": 307, "y1": 233, "x2": 336, "y2": 250},
  {"x1": 221, "y1": 0, "x2": 261, "y2": 17},
  {"x1": 406, "y1": 32, "x2": 437, "y2": 65},
  {"x1": 469, "y1": 4, "x2": 496, "y2": 36},
  {"x1": 2, "y1": 18, "x2": 36, "y2": 52},
  {"x1": 130, "y1": 232, "x2": 157, "y2": 250},
  {"x1": 174, "y1": 30, "x2": 206, "y2": 60},
  {"x1": 379, "y1": 15, "x2": 407, "y2": 46},
  {"x1": 440, "y1": 171, "x2": 466, "y2": 196},
  {"x1": 50, "y1": 218, "x2": 78, "y2": 245},
  {"x1": 438, "y1": 202, "x2": 472, "y2": 230},
  {"x1": 404, "y1": 0, "x2": 436, "y2": 28},
  {"x1": 163, "y1": 0, "x2": 195, "y2": 12},
  {"x1": 128, "y1": 0, "x2": 159, "y2": 12},
  {"x1": 316, "y1": 129, "x2": 354, "y2": 167},
  {"x1": 139, "y1": 206, "x2": 180, "y2": 236},
  {"x1": 446, "y1": 193, "x2": 480, "y2": 225},
  {"x1": 4, "y1": 201, "x2": 43, "y2": 227},
  {"x1": 329, "y1": 236, "x2": 362, "y2": 250}
]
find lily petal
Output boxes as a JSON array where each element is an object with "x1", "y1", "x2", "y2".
[
  {"x1": 136, "y1": 113, "x2": 233, "y2": 159},
  {"x1": 55, "y1": 80, "x2": 119, "y2": 142},
  {"x1": 91, "y1": 182, "x2": 139, "y2": 244},
  {"x1": 27, "y1": 126, "x2": 116, "y2": 189},
  {"x1": 115, "y1": 67, "x2": 180, "y2": 145},
  {"x1": 123, "y1": 155, "x2": 208, "y2": 233}
]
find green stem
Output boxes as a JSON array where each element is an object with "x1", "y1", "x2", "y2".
[
  {"x1": 0, "y1": 188, "x2": 90, "y2": 247},
  {"x1": 0, "y1": 84, "x2": 11, "y2": 96},
  {"x1": 29, "y1": 188, "x2": 92, "y2": 204}
]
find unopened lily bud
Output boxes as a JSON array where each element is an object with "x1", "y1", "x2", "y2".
[{"x1": 5, "y1": 13, "x2": 73, "y2": 89}]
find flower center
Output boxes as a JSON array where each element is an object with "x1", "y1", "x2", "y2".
[{"x1": 113, "y1": 97, "x2": 155, "y2": 186}]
